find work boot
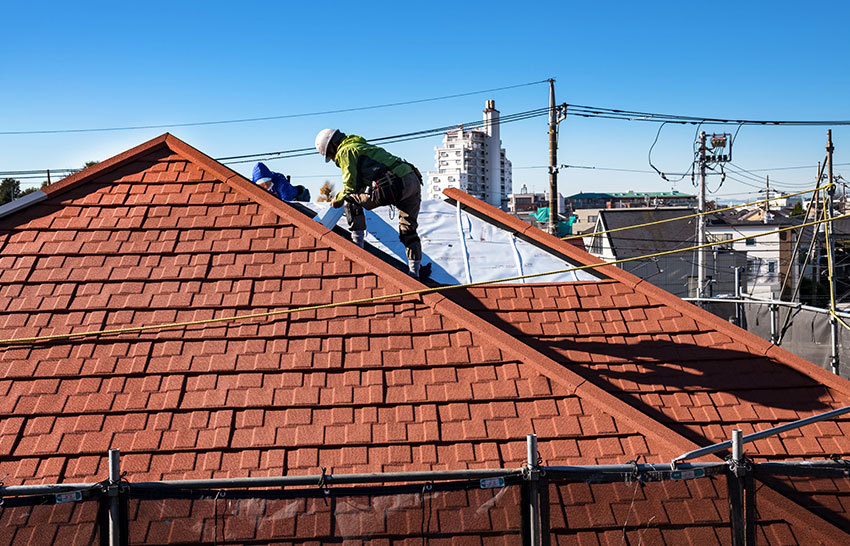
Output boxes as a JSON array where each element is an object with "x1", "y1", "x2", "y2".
[
  {"x1": 408, "y1": 259, "x2": 420, "y2": 278},
  {"x1": 351, "y1": 230, "x2": 366, "y2": 248}
]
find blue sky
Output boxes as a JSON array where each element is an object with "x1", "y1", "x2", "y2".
[{"x1": 3, "y1": 1, "x2": 849, "y2": 202}]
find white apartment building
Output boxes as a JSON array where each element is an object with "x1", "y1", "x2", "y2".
[{"x1": 426, "y1": 100, "x2": 512, "y2": 209}]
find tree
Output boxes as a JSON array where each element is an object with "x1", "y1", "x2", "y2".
[
  {"x1": 20, "y1": 179, "x2": 48, "y2": 197},
  {"x1": 790, "y1": 202, "x2": 805, "y2": 218},
  {"x1": 0, "y1": 178, "x2": 21, "y2": 205},
  {"x1": 83, "y1": 160, "x2": 100, "y2": 169},
  {"x1": 317, "y1": 181, "x2": 335, "y2": 202}
]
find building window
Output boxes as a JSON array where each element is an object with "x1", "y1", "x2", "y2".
[
  {"x1": 767, "y1": 261, "x2": 776, "y2": 273},
  {"x1": 587, "y1": 215, "x2": 596, "y2": 223},
  {"x1": 747, "y1": 258, "x2": 758, "y2": 274},
  {"x1": 745, "y1": 237, "x2": 756, "y2": 246},
  {"x1": 707, "y1": 233, "x2": 733, "y2": 250}
]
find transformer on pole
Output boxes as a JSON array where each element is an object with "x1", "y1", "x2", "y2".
[{"x1": 696, "y1": 132, "x2": 732, "y2": 302}]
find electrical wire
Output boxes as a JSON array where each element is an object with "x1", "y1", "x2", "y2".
[
  {"x1": 2, "y1": 211, "x2": 847, "y2": 347},
  {"x1": 563, "y1": 103, "x2": 850, "y2": 126},
  {"x1": 0, "y1": 107, "x2": 551, "y2": 178},
  {"x1": 216, "y1": 107, "x2": 551, "y2": 165},
  {"x1": 0, "y1": 80, "x2": 551, "y2": 136},
  {"x1": 647, "y1": 122, "x2": 669, "y2": 181}
]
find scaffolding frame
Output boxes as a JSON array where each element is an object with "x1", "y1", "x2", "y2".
[{"x1": 3, "y1": 430, "x2": 850, "y2": 546}]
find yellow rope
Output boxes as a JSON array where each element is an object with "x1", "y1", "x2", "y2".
[
  {"x1": 822, "y1": 188, "x2": 850, "y2": 333},
  {"x1": 823, "y1": 187, "x2": 838, "y2": 314},
  {"x1": 2, "y1": 212, "x2": 849, "y2": 347},
  {"x1": 832, "y1": 311, "x2": 850, "y2": 333},
  {"x1": 562, "y1": 183, "x2": 832, "y2": 242}
]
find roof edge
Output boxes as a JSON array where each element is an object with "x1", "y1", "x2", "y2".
[
  {"x1": 441, "y1": 191, "x2": 606, "y2": 278},
  {"x1": 443, "y1": 188, "x2": 850, "y2": 400},
  {"x1": 42, "y1": 133, "x2": 172, "y2": 199},
  {"x1": 757, "y1": 485, "x2": 850, "y2": 545},
  {"x1": 0, "y1": 190, "x2": 48, "y2": 220}
]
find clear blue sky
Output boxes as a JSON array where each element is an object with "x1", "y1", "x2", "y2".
[{"x1": 3, "y1": 1, "x2": 850, "y2": 203}]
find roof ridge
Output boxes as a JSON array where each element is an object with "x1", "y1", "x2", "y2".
[
  {"x1": 41, "y1": 133, "x2": 171, "y2": 199},
  {"x1": 443, "y1": 188, "x2": 850, "y2": 400}
]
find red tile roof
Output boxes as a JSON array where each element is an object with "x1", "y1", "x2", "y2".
[{"x1": 1, "y1": 134, "x2": 849, "y2": 544}]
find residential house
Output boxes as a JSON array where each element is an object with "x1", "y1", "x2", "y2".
[
  {"x1": 1, "y1": 134, "x2": 850, "y2": 544},
  {"x1": 706, "y1": 209, "x2": 802, "y2": 300},
  {"x1": 584, "y1": 207, "x2": 746, "y2": 298}
]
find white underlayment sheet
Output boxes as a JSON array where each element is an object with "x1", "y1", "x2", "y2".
[{"x1": 310, "y1": 200, "x2": 598, "y2": 285}]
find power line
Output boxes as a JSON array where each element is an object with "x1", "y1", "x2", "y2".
[
  {"x1": 0, "y1": 107, "x2": 550, "y2": 177},
  {"x1": 564, "y1": 103, "x2": 850, "y2": 126},
  {"x1": 726, "y1": 162, "x2": 850, "y2": 173},
  {"x1": 217, "y1": 107, "x2": 551, "y2": 165},
  {"x1": 0, "y1": 80, "x2": 550, "y2": 136}
]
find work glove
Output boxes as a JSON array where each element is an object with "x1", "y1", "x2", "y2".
[
  {"x1": 332, "y1": 198, "x2": 344, "y2": 208},
  {"x1": 293, "y1": 185, "x2": 311, "y2": 202}
]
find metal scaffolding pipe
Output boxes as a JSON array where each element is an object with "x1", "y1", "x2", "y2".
[
  {"x1": 683, "y1": 296, "x2": 850, "y2": 318},
  {"x1": 108, "y1": 448, "x2": 121, "y2": 546},
  {"x1": 527, "y1": 434, "x2": 541, "y2": 546},
  {"x1": 674, "y1": 406, "x2": 850, "y2": 464},
  {"x1": 131, "y1": 468, "x2": 524, "y2": 491}
]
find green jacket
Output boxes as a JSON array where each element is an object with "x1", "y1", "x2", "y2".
[{"x1": 332, "y1": 135, "x2": 415, "y2": 201}]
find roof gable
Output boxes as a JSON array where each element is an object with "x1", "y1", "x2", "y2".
[
  {"x1": 0, "y1": 134, "x2": 686, "y2": 478},
  {"x1": 1, "y1": 136, "x2": 849, "y2": 543}
]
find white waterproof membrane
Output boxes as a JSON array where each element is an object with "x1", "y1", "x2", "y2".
[{"x1": 309, "y1": 200, "x2": 599, "y2": 285}]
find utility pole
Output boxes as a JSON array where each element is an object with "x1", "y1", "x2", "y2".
[
  {"x1": 826, "y1": 130, "x2": 839, "y2": 375},
  {"x1": 697, "y1": 131, "x2": 707, "y2": 303},
  {"x1": 764, "y1": 176, "x2": 770, "y2": 223},
  {"x1": 815, "y1": 166, "x2": 821, "y2": 286},
  {"x1": 548, "y1": 79, "x2": 558, "y2": 236}
]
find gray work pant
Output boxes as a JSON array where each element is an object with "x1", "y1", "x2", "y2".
[{"x1": 343, "y1": 171, "x2": 422, "y2": 261}]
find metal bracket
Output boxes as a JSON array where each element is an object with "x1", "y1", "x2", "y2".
[{"x1": 556, "y1": 104, "x2": 568, "y2": 124}]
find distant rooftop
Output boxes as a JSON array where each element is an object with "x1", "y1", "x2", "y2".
[{"x1": 566, "y1": 190, "x2": 695, "y2": 199}]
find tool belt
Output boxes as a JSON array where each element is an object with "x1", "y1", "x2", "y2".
[{"x1": 371, "y1": 171, "x2": 405, "y2": 207}]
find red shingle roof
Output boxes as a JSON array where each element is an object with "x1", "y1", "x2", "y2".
[{"x1": 1, "y1": 134, "x2": 849, "y2": 544}]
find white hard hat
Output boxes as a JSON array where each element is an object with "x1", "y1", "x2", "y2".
[{"x1": 315, "y1": 128, "x2": 339, "y2": 163}]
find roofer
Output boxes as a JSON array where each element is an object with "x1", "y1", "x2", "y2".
[
  {"x1": 315, "y1": 128, "x2": 426, "y2": 279},
  {"x1": 252, "y1": 162, "x2": 311, "y2": 202}
]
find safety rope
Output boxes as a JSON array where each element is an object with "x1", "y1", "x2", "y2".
[
  {"x1": 1, "y1": 212, "x2": 848, "y2": 346},
  {"x1": 562, "y1": 183, "x2": 833, "y2": 242}
]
